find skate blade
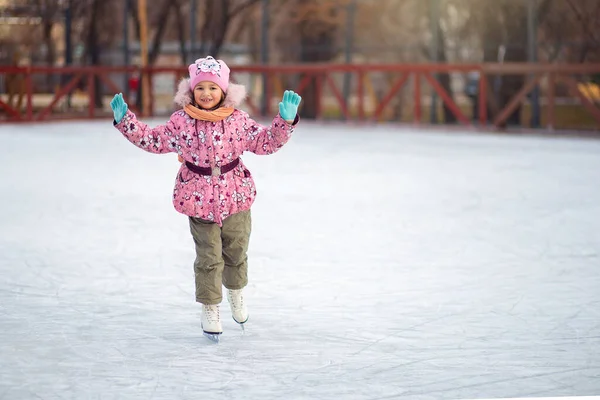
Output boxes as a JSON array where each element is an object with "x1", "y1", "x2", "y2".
[
  {"x1": 203, "y1": 332, "x2": 222, "y2": 343},
  {"x1": 233, "y1": 315, "x2": 249, "y2": 325},
  {"x1": 232, "y1": 317, "x2": 247, "y2": 335}
]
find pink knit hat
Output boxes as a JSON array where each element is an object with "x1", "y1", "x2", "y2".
[{"x1": 188, "y1": 56, "x2": 230, "y2": 93}]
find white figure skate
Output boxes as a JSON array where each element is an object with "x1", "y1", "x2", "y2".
[
  {"x1": 201, "y1": 304, "x2": 223, "y2": 343},
  {"x1": 227, "y1": 289, "x2": 249, "y2": 329}
]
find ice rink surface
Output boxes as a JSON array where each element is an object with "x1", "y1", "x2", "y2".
[{"x1": 1, "y1": 119, "x2": 599, "y2": 400}]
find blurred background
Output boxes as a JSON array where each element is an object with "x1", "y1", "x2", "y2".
[{"x1": 1, "y1": 0, "x2": 599, "y2": 130}]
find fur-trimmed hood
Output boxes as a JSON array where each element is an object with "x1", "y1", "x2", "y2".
[{"x1": 174, "y1": 78, "x2": 247, "y2": 108}]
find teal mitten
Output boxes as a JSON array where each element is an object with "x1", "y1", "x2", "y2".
[
  {"x1": 110, "y1": 93, "x2": 128, "y2": 123},
  {"x1": 278, "y1": 90, "x2": 302, "y2": 122}
]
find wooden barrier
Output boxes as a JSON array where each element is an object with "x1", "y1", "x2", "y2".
[{"x1": 0, "y1": 63, "x2": 598, "y2": 130}]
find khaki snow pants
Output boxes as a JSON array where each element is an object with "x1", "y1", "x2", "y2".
[{"x1": 189, "y1": 210, "x2": 251, "y2": 305}]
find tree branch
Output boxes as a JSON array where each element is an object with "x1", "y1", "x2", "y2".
[
  {"x1": 173, "y1": 0, "x2": 188, "y2": 64},
  {"x1": 565, "y1": 0, "x2": 599, "y2": 49},
  {"x1": 130, "y1": 0, "x2": 141, "y2": 40},
  {"x1": 229, "y1": 0, "x2": 260, "y2": 18},
  {"x1": 565, "y1": 0, "x2": 586, "y2": 23},
  {"x1": 148, "y1": 0, "x2": 174, "y2": 65},
  {"x1": 536, "y1": 0, "x2": 553, "y2": 24},
  {"x1": 591, "y1": 1, "x2": 600, "y2": 43}
]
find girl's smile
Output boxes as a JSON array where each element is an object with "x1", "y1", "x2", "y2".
[{"x1": 194, "y1": 81, "x2": 224, "y2": 110}]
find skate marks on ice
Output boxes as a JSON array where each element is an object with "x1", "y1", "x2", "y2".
[
  {"x1": 1, "y1": 121, "x2": 600, "y2": 399},
  {"x1": 468, "y1": 398, "x2": 600, "y2": 400},
  {"x1": 223, "y1": 255, "x2": 600, "y2": 398}
]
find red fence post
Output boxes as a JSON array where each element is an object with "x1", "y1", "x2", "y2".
[
  {"x1": 265, "y1": 73, "x2": 271, "y2": 117},
  {"x1": 414, "y1": 72, "x2": 421, "y2": 124},
  {"x1": 315, "y1": 74, "x2": 323, "y2": 120},
  {"x1": 478, "y1": 69, "x2": 487, "y2": 126},
  {"x1": 88, "y1": 72, "x2": 95, "y2": 118},
  {"x1": 25, "y1": 67, "x2": 33, "y2": 121},
  {"x1": 358, "y1": 71, "x2": 364, "y2": 120},
  {"x1": 149, "y1": 70, "x2": 155, "y2": 117},
  {"x1": 548, "y1": 72, "x2": 555, "y2": 130}
]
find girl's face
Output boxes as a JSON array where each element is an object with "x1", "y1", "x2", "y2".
[{"x1": 194, "y1": 81, "x2": 224, "y2": 110}]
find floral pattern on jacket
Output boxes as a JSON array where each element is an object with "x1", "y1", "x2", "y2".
[{"x1": 114, "y1": 81, "x2": 298, "y2": 226}]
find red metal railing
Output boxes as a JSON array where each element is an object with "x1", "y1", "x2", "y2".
[{"x1": 1, "y1": 63, "x2": 599, "y2": 130}]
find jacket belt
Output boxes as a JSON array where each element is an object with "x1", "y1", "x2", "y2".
[{"x1": 185, "y1": 158, "x2": 240, "y2": 177}]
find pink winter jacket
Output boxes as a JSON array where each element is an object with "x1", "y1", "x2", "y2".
[{"x1": 114, "y1": 80, "x2": 298, "y2": 226}]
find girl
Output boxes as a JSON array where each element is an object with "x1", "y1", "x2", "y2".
[{"x1": 110, "y1": 56, "x2": 301, "y2": 341}]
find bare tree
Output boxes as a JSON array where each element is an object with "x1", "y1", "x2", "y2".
[
  {"x1": 29, "y1": 0, "x2": 60, "y2": 66},
  {"x1": 268, "y1": 0, "x2": 346, "y2": 118},
  {"x1": 127, "y1": 0, "x2": 178, "y2": 108},
  {"x1": 566, "y1": 0, "x2": 600, "y2": 62},
  {"x1": 79, "y1": 0, "x2": 121, "y2": 106},
  {"x1": 129, "y1": 0, "x2": 175, "y2": 65},
  {"x1": 197, "y1": 0, "x2": 261, "y2": 57},
  {"x1": 173, "y1": 0, "x2": 188, "y2": 65}
]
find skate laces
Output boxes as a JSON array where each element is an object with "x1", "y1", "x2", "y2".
[
  {"x1": 204, "y1": 304, "x2": 220, "y2": 323},
  {"x1": 228, "y1": 289, "x2": 244, "y2": 310}
]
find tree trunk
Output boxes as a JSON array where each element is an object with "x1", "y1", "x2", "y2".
[
  {"x1": 148, "y1": 1, "x2": 174, "y2": 65},
  {"x1": 86, "y1": 0, "x2": 103, "y2": 109},
  {"x1": 130, "y1": 0, "x2": 141, "y2": 41},
  {"x1": 482, "y1": 2, "x2": 528, "y2": 127},
  {"x1": 198, "y1": 0, "x2": 259, "y2": 58},
  {"x1": 37, "y1": 0, "x2": 57, "y2": 90},
  {"x1": 130, "y1": 0, "x2": 174, "y2": 109},
  {"x1": 299, "y1": 31, "x2": 335, "y2": 119},
  {"x1": 199, "y1": 0, "x2": 230, "y2": 57},
  {"x1": 211, "y1": 1, "x2": 230, "y2": 57},
  {"x1": 297, "y1": 12, "x2": 338, "y2": 119},
  {"x1": 43, "y1": 23, "x2": 55, "y2": 65},
  {"x1": 42, "y1": 21, "x2": 56, "y2": 88},
  {"x1": 434, "y1": 20, "x2": 457, "y2": 124},
  {"x1": 174, "y1": 0, "x2": 188, "y2": 65}
]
